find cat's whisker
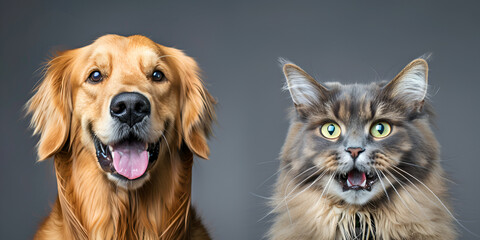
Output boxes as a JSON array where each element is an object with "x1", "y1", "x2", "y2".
[
  {"x1": 279, "y1": 166, "x2": 296, "y2": 190},
  {"x1": 284, "y1": 196, "x2": 292, "y2": 225},
  {"x1": 257, "y1": 205, "x2": 278, "y2": 223},
  {"x1": 258, "y1": 192, "x2": 300, "y2": 223},
  {"x1": 392, "y1": 166, "x2": 479, "y2": 237},
  {"x1": 374, "y1": 168, "x2": 390, "y2": 202},
  {"x1": 256, "y1": 162, "x2": 291, "y2": 189},
  {"x1": 286, "y1": 169, "x2": 326, "y2": 202},
  {"x1": 267, "y1": 165, "x2": 297, "y2": 220},
  {"x1": 323, "y1": 173, "x2": 335, "y2": 199},
  {"x1": 284, "y1": 168, "x2": 325, "y2": 225},
  {"x1": 315, "y1": 174, "x2": 335, "y2": 210},
  {"x1": 249, "y1": 192, "x2": 276, "y2": 200},
  {"x1": 379, "y1": 170, "x2": 414, "y2": 214},
  {"x1": 264, "y1": 171, "x2": 331, "y2": 223},
  {"x1": 320, "y1": 174, "x2": 335, "y2": 199},
  {"x1": 384, "y1": 169, "x2": 421, "y2": 214},
  {"x1": 399, "y1": 161, "x2": 428, "y2": 170},
  {"x1": 285, "y1": 167, "x2": 324, "y2": 199},
  {"x1": 390, "y1": 166, "x2": 437, "y2": 206},
  {"x1": 256, "y1": 160, "x2": 280, "y2": 165},
  {"x1": 257, "y1": 167, "x2": 317, "y2": 223},
  {"x1": 283, "y1": 166, "x2": 317, "y2": 197}
]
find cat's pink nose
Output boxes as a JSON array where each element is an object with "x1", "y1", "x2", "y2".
[{"x1": 346, "y1": 147, "x2": 365, "y2": 159}]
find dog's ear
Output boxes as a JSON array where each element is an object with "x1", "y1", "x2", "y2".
[
  {"x1": 27, "y1": 50, "x2": 75, "y2": 161},
  {"x1": 167, "y1": 48, "x2": 215, "y2": 159}
]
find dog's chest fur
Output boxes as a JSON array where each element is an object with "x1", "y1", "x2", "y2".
[{"x1": 34, "y1": 150, "x2": 210, "y2": 240}]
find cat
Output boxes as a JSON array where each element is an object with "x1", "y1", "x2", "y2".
[{"x1": 268, "y1": 58, "x2": 456, "y2": 240}]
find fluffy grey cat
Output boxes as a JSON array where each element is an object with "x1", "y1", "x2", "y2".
[{"x1": 268, "y1": 58, "x2": 456, "y2": 240}]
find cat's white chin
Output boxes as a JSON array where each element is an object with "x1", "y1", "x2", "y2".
[{"x1": 332, "y1": 182, "x2": 383, "y2": 205}]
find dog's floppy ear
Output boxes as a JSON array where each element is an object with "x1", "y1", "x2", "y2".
[
  {"x1": 167, "y1": 47, "x2": 215, "y2": 159},
  {"x1": 27, "y1": 50, "x2": 75, "y2": 161}
]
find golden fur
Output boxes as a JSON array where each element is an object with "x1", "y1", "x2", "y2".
[{"x1": 27, "y1": 35, "x2": 215, "y2": 240}]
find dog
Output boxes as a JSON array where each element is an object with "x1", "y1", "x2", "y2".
[{"x1": 27, "y1": 34, "x2": 215, "y2": 240}]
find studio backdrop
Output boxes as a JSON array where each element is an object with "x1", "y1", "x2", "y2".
[{"x1": 1, "y1": 0, "x2": 479, "y2": 239}]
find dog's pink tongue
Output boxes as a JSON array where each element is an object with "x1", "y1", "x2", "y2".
[
  {"x1": 348, "y1": 170, "x2": 366, "y2": 186},
  {"x1": 112, "y1": 142, "x2": 148, "y2": 180}
]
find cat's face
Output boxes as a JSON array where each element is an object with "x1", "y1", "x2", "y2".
[{"x1": 281, "y1": 59, "x2": 438, "y2": 205}]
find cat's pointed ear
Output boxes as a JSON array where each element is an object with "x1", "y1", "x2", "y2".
[
  {"x1": 384, "y1": 58, "x2": 428, "y2": 111},
  {"x1": 281, "y1": 60, "x2": 329, "y2": 108}
]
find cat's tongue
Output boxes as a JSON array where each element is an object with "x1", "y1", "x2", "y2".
[
  {"x1": 112, "y1": 141, "x2": 148, "y2": 180},
  {"x1": 347, "y1": 169, "x2": 367, "y2": 187}
]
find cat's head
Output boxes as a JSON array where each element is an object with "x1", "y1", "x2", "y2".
[{"x1": 280, "y1": 58, "x2": 439, "y2": 205}]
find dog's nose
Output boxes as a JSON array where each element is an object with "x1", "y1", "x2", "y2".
[
  {"x1": 110, "y1": 92, "x2": 151, "y2": 127},
  {"x1": 346, "y1": 147, "x2": 365, "y2": 160}
]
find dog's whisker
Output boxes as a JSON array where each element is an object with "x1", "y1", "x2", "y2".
[{"x1": 162, "y1": 132, "x2": 172, "y2": 157}]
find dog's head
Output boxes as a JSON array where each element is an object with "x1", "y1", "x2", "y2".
[{"x1": 28, "y1": 35, "x2": 215, "y2": 189}]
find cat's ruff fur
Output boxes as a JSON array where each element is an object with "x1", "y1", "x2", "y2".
[
  {"x1": 270, "y1": 151, "x2": 453, "y2": 240},
  {"x1": 269, "y1": 59, "x2": 456, "y2": 240}
]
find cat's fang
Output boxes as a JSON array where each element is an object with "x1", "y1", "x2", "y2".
[{"x1": 361, "y1": 179, "x2": 366, "y2": 188}]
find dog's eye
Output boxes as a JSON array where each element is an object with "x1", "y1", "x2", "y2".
[
  {"x1": 87, "y1": 71, "x2": 103, "y2": 83},
  {"x1": 152, "y1": 70, "x2": 165, "y2": 82}
]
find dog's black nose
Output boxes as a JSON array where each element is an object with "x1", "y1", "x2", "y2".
[{"x1": 110, "y1": 92, "x2": 150, "y2": 127}]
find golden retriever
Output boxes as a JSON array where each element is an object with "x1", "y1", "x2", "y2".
[{"x1": 27, "y1": 34, "x2": 215, "y2": 240}]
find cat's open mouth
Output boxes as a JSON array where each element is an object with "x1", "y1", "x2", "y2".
[
  {"x1": 94, "y1": 135, "x2": 160, "y2": 181},
  {"x1": 337, "y1": 169, "x2": 377, "y2": 191}
]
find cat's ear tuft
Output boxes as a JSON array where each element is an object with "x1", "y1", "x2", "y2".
[
  {"x1": 384, "y1": 58, "x2": 428, "y2": 110},
  {"x1": 281, "y1": 60, "x2": 328, "y2": 107}
]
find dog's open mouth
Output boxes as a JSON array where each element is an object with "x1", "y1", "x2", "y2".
[
  {"x1": 337, "y1": 169, "x2": 378, "y2": 191},
  {"x1": 94, "y1": 135, "x2": 159, "y2": 180}
]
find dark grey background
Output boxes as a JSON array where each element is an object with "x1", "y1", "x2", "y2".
[{"x1": 1, "y1": 0, "x2": 479, "y2": 239}]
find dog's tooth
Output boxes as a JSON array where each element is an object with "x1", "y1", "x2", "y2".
[
  {"x1": 111, "y1": 151, "x2": 115, "y2": 160},
  {"x1": 347, "y1": 180, "x2": 352, "y2": 187},
  {"x1": 109, "y1": 146, "x2": 113, "y2": 152},
  {"x1": 99, "y1": 142, "x2": 105, "y2": 152}
]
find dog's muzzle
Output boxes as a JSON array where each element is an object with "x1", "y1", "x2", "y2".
[{"x1": 93, "y1": 92, "x2": 161, "y2": 181}]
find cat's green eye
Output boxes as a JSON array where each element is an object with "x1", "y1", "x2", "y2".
[
  {"x1": 370, "y1": 122, "x2": 392, "y2": 138},
  {"x1": 320, "y1": 123, "x2": 341, "y2": 139}
]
